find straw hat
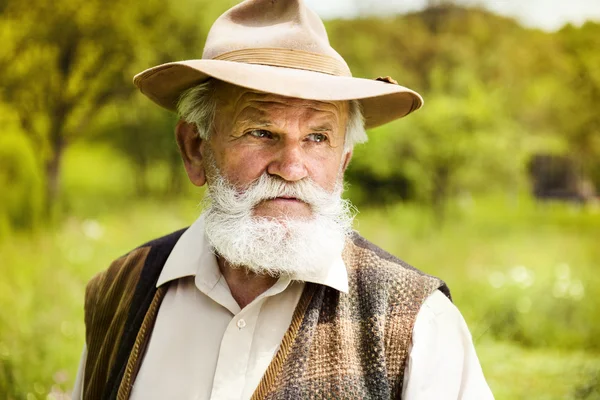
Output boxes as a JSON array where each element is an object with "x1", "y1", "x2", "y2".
[{"x1": 133, "y1": 0, "x2": 423, "y2": 129}]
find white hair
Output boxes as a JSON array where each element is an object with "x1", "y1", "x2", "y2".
[{"x1": 177, "y1": 80, "x2": 367, "y2": 153}]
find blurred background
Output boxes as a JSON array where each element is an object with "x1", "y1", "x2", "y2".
[{"x1": 0, "y1": 0, "x2": 599, "y2": 398}]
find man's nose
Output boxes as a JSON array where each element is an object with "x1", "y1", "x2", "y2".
[{"x1": 266, "y1": 142, "x2": 308, "y2": 182}]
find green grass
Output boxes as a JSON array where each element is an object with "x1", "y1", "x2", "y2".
[
  {"x1": 479, "y1": 339, "x2": 600, "y2": 400},
  {"x1": 0, "y1": 199, "x2": 200, "y2": 399},
  {"x1": 355, "y1": 196, "x2": 600, "y2": 350},
  {"x1": 1, "y1": 195, "x2": 599, "y2": 399}
]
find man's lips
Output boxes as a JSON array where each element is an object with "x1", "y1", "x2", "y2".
[
  {"x1": 254, "y1": 197, "x2": 312, "y2": 217},
  {"x1": 274, "y1": 196, "x2": 300, "y2": 201},
  {"x1": 260, "y1": 196, "x2": 306, "y2": 205}
]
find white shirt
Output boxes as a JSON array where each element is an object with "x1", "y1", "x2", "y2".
[{"x1": 73, "y1": 216, "x2": 493, "y2": 399}]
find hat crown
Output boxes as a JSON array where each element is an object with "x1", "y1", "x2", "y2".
[
  {"x1": 133, "y1": 0, "x2": 423, "y2": 129},
  {"x1": 202, "y1": 0, "x2": 350, "y2": 74}
]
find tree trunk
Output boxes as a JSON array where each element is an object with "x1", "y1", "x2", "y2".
[
  {"x1": 44, "y1": 106, "x2": 68, "y2": 217},
  {"x1": 44, "y1": 135, "x2": 66, "y2": 217}
]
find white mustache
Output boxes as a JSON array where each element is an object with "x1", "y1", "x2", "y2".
[{"x1": 206, "y1": 172, "x2": 353, "y2": 221}]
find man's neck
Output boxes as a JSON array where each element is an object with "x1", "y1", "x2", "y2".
[{"x1": 217, "y1": 257, "x2": 278, "y2": 309}]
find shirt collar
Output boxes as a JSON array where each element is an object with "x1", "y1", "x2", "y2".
[{"x1": 156, "y1": 215, "x2": 349, "y2": 293}]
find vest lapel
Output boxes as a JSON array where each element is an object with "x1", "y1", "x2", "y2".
[
  {"x1": 251, "y1": 283, "x2": 318, "y2": 400},
  {"x1": 104, "y1": 228, "x2": 187, "y2": 399},
  {"x1": 117, "y1": 285, "x2": 169, "y2": 399}
]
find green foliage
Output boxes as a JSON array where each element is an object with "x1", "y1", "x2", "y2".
[
  {"x1": 0, "y1": 0, "x2": 235, "y2": 211},
  {"x1": 0, "y1": 0, "x2": 145, "y2": 207},
  {"x1": 0, "y1": 132, "x2": 44, "y2": 236},
  {"x1": 555, "y1": 22, "x2": 600, "y2": 188},
  {"x1": 0, "y1": 0, "x2": 598, "y2": 224},
  {"x1": 329, "y1": 7, "x2": 598, "y2": 218},
  {"x1": 91, "y1": 100, "x2": 186, "y2": 197},
  {"x1": 350, "y1": 67, "x2": 523, "y2": 220}
]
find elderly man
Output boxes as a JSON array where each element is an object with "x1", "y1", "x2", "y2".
[{"x1": 73, "y1": 0, "x2": 493, "y2": 399}]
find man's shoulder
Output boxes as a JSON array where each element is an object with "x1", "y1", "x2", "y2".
[
  {"x1": 86, "y1": 228, "x2": 188, "y2": 299},
  {"x1": 348, "y1": 232, "x2": 422, "y2": 273},
  {"x1": 132, "y1": 227, "x2": 190, "y2": 258},
  {"x1": 345, "y1": 232, "x2": 451, "y2": 300}
]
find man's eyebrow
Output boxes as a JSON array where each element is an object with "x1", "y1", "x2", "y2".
[
  {"x1": 254, "y1": 121, "x2": 272, "y2": 127},
  {"x1": 309, "y1": 124, "x2": 334, "y2": 132},
  {"x1": 236, "y1": 117, "x2": 272, "y2": 128}
]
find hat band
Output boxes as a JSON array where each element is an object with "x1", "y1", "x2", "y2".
[{"x1": 212, "y1": 48, "x2": 352, "y2": 77}]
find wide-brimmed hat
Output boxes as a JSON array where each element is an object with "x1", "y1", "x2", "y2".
[{"x1": 133, "y1": 0, "x2": 423, "y2": 129}]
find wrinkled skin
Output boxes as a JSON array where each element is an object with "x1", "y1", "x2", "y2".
[{"x1": 175, "y1": 81, "x2": 352, "y2": 220}]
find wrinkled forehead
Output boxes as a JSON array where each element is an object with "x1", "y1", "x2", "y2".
[{"x1": 214, "y1": 80, "x2": 349, "y2": 126}]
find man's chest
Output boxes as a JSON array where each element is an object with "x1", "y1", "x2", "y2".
[{"x1": 130, "y1": 277, "x2": 304, "y2": 400}]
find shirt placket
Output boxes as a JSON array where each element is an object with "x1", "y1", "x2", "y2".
[{"x1": 209, "y1": 300, "x2": 263, "y2": 400}]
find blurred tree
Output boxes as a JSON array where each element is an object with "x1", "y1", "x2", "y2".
[
  {"x1": 0, "y1": 132, "x2": 44, "y2": 236},
  {"x1": 350, "y1": 67, "x2": 520, "y2": 222},
  {"x1": 92, "y1": 0, "x2": 237, "y2": 198},
  {"x1": 0, "y1": 0, "x2": 235, "y2": 215},
  {"x1": 0, "y1": 0, "x2": 136, "y2": 215},
  {"x1": 92, "y1": 101, "x2": 184, "y2": 196},
  {"x1": 329, "y1": 4, "x2": 577, "y2": 217},
  {"x1": 556, "y1": 22, "x2": 600, "y2": 190},
  {"x1": 0, "y1": 0, "x2": 597, "y2": 224}
]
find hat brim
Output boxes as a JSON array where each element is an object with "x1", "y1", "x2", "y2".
[{"x1": 134, "y1": 60, "x2": 423, "y2": 129}]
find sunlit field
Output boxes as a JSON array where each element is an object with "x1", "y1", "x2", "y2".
[{"x1": 356, "y1": 200, "x2": 600, "y2": 399}]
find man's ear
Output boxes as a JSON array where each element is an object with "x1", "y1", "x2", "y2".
[
  {"x1": 175, "y1": 120, "x2": 206, "y2": 187},
  {"x1": 341, "y1": 150, "x2": 353, "y2": 173}
]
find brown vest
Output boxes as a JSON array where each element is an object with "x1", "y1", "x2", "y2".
[{"x1": 83, "y1": 229, "x2": 450, "y2": 399}]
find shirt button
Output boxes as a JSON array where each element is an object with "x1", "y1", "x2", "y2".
[{"x1": 237, "y1": 319, "x2": 246, "y2": 329}]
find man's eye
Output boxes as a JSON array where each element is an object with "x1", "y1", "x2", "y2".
[
  {"x1": 247, "y1": 129, "x2": 273, "y2": 139},
  {"x1": 307, "y1": 133, "x2": 328, "y2": 143}
]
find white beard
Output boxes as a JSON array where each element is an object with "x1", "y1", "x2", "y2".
[{"x1": 201, "y1": 168, "x2": 355, "y2": 277}]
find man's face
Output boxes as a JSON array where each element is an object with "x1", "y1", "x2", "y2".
[
  {"x1": 202, "y1": 81, "x2": 351, "y2": 220},
  {"x1": 175, "y1": 82, "x2": 355, "y2": 274}
]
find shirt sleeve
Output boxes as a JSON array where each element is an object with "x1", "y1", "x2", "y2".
[
  {"x1": 72, "y1": 344, "x2": 87, "y2": 400},
  {"x1": 401, "y1": 290, "x2": 494, "y2": 399}
]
